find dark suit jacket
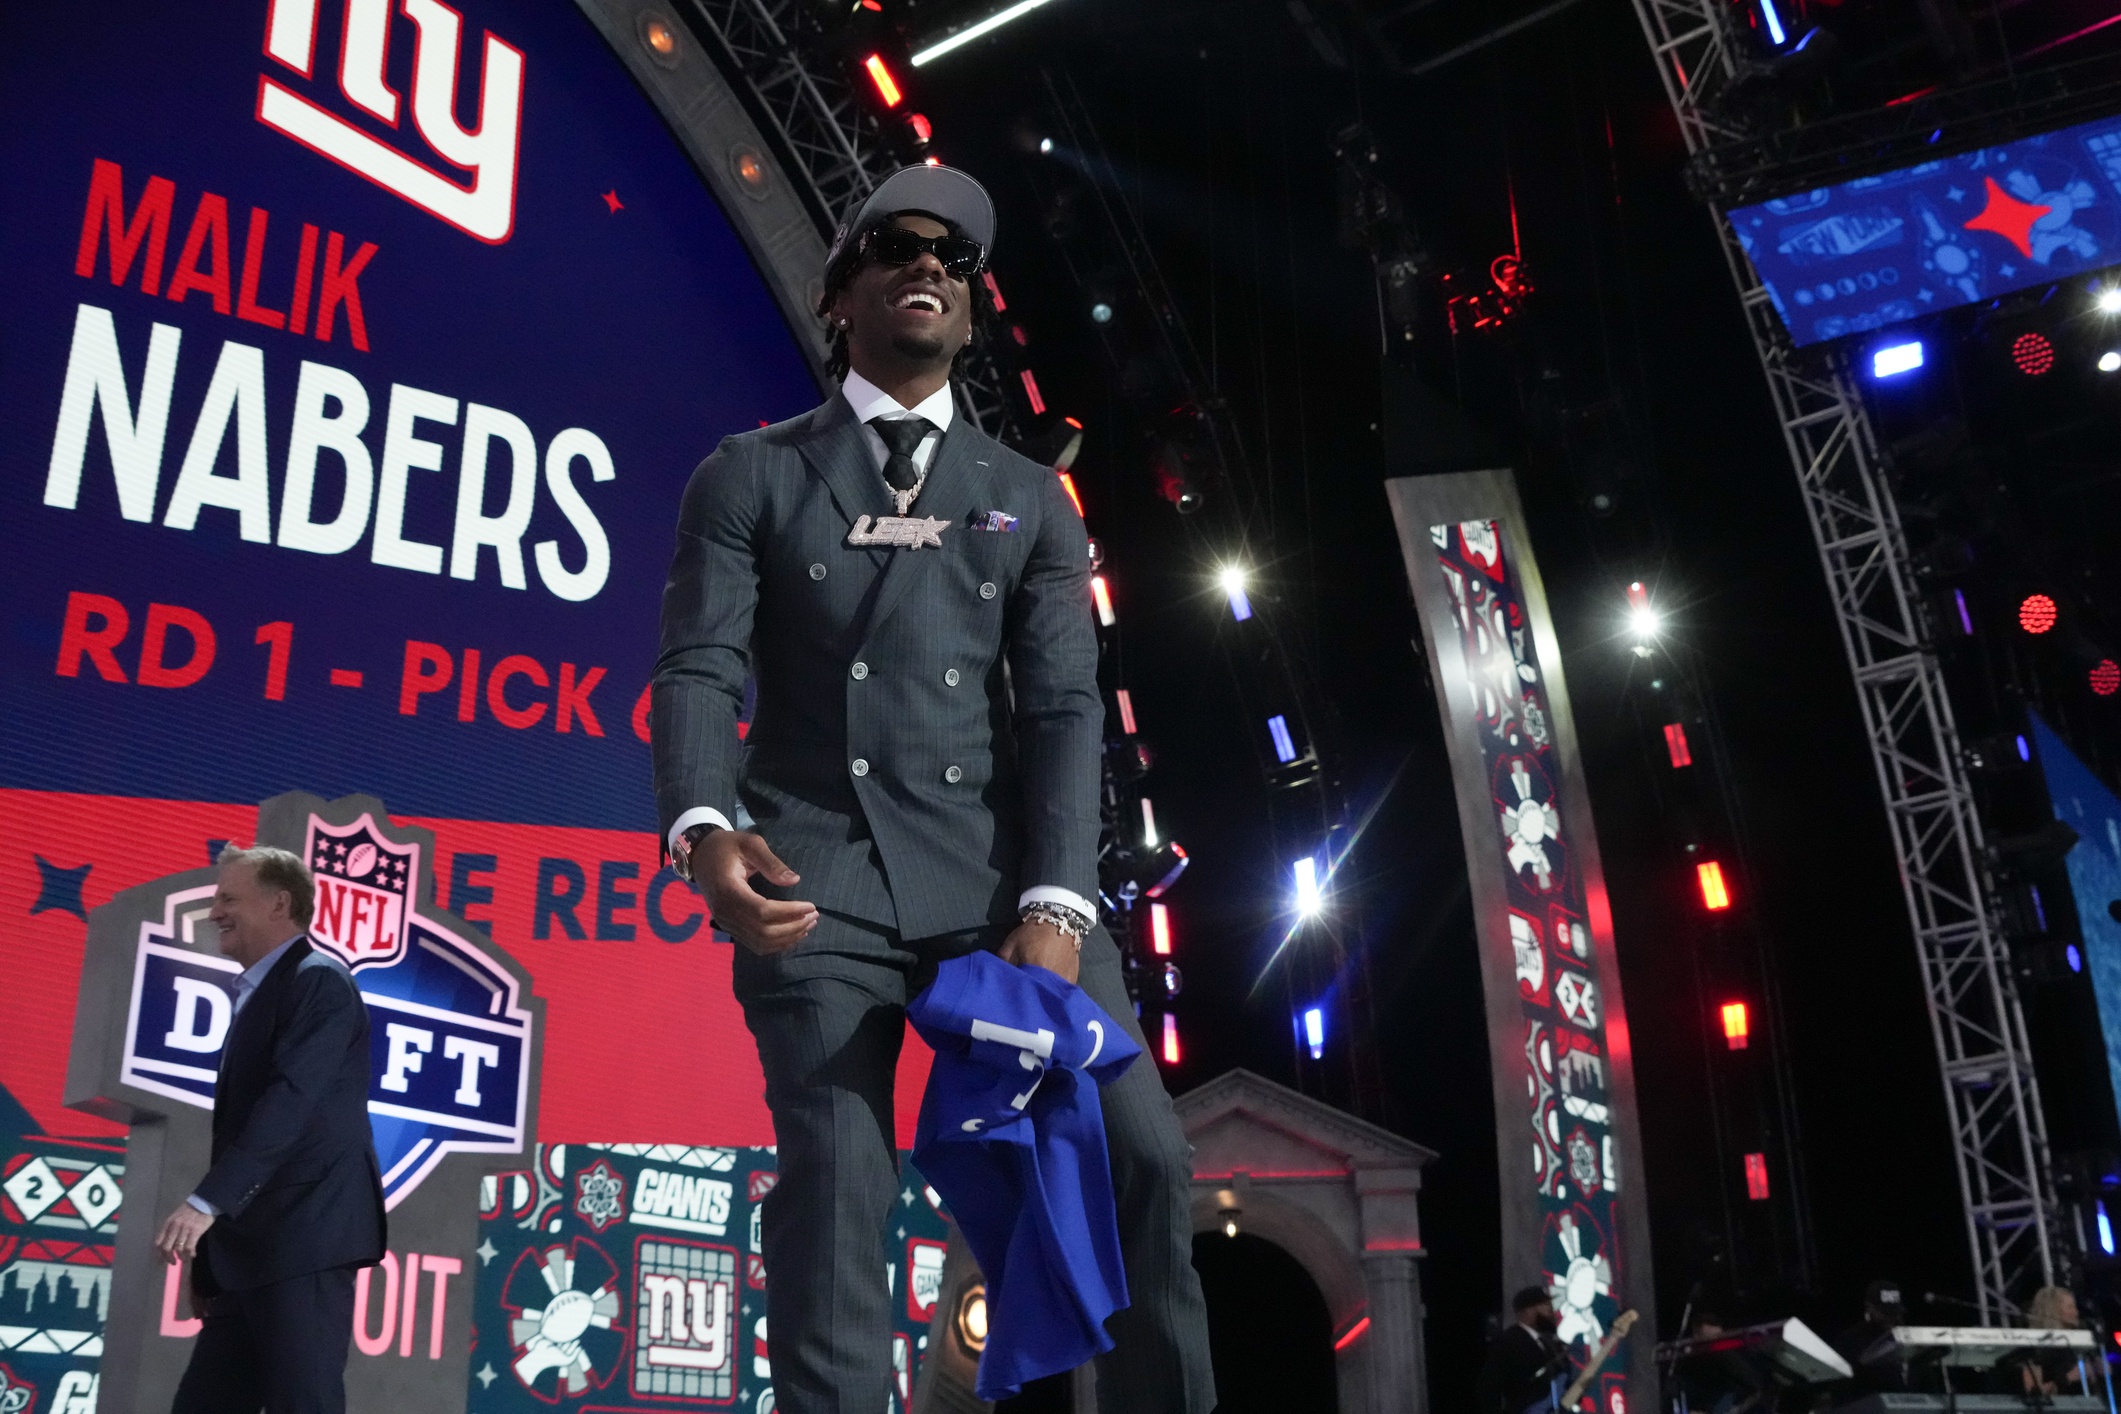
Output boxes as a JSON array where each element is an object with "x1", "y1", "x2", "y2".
[
  {"x1": 193, "y1": 936, "x2": 387, "y2": 1295},
  {"x1": 1478, "y1": 1323, "x2": 1570, "y2": 1414},
  {"x1": 651, "y1": 392, "x2": 1101, "y2": 941}
]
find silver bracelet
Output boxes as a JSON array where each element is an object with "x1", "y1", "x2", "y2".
[{"x1": 1020, "y1": 901, "x2": 1091, "y2": 948}]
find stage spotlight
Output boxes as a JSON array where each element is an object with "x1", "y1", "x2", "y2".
[
  {"x1": 1697, "y1": 860, "x2": 1732, "y2": 911},
  {"x1": 1039, "y1": 137, "x2": 1055, "y2": 155},
  {"x1": 861, "y1": 54, "x2": 904, "y2": 108},
  {"x1": 1294, "y1": 856, "x2": 1323, "y2": 917},
  {"x1": 2101, "y1": 352, "x2": 2121, "y2": 373},
  {"x1": 1745, "y1": 1153, "x2": 1771, "y2": 1201},
  {"x1": 1216, "y1": 1188, "x2": 1240, "y2": 1237},
  {"x1": 2098, "y1": 287, "x2": 2121, "y2": 314},
  {"x1": 1140, "y1": 797, "x2": 1159, "y2": 846},
  {"x1": 2069, "y1": 943, "x2": 2085, "y2": 974},
  {"x1": 1219, "y1": 566, "x2": 1253, "y2": 622},
  {"x1": 1150, "y1": 902, "x2": 1172, "y2": 955},
  {"x1": 1625, "y1": 580, "x2": 1659, "y2": 647},
  {"x1": 1303, "y1": 1005, "x2": 1326, "y2": 1060},
  {"x1": 2012, "y1": 331, "x2": 2057, "y2": 377},
  {"x1": 1267, "y1": 714, "x2": 1298, "y2": 764},
  {"x1": 2100, "y1": 1200, "x2": 2115, "y2": 1256},
  {"x1": 1871, "y1": 340, "x2": 1925, "y2": 378},
  {"x1": 1663, "y1": 722, "x2": 1694, "y2": 768},
  {"x1": 1721, "y1": 1001, "x2": 1750, "y2": 1050},
  {"x1": 956, "y1": 1283, "x2": 989, "y2": 1352},
  {"x1": 2020, "y1": 594, "x2": 2059, "y2": 634},
  {"x1": 1091, "y1": 574, "x2": 1115, "y2": 627},
  {"x1": 1114, "y1": 687, "x2": 1138, "y2": 735},
  {"x1": 1090, "y1": 301, "x2": 1113, "y2": 324},
  {"x1": 1759, "y1": 0, "x2": 1787, "y2": 44},
  {"x1": 1108, "y1": 839, "x2": 1188, "y2": 899},
  {"x1": 1163, "y1": 1012, "x2": 1182, "y2": 1066},
  {"x1": 2093, "y1": 659, "x2": 2120, "y2": 696}
]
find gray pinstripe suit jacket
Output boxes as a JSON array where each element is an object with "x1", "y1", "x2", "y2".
[{"x1": 650, "y1": 391, "x2": 1102, "y2": 942}]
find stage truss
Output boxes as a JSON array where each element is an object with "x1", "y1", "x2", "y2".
[
  {"x1": 1626, "y1": 0, "x2": 2060, "y2": 1319},
  {"x1": 677, "y1": 0, "x2": 1021, "y2": 440}
]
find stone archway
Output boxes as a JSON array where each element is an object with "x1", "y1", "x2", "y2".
[{"x1": 1175, "y1": 1069, "x2": 1436, "y2": 1414}]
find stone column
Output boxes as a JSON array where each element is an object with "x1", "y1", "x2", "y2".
[{"x1": 1359, "y1": 1250, "x2": 1428, "y2": 1414}]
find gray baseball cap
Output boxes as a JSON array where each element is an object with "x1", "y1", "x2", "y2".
[{"x1": 827, "y1": 164, "x2": 996, "y2": 268}]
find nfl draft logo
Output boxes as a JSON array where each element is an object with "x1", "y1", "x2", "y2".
[{"x1": 115, "y1": 794, "x2": 536, "y2": 1210}]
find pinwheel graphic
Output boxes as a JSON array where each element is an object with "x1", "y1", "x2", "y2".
[{"x1": 503, "y1": 1237, "x2": 626, "y2": 1400}]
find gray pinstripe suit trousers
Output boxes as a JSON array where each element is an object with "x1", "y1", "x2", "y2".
[{"x1": 733, "y1": 911, "x2": 1216, "y2": 1414}]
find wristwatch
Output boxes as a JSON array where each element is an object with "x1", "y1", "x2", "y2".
[{"x1": 671, "y1": 822, "x2": 719, "y2": 882}]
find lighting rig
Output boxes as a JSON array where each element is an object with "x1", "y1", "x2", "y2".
[{"x1": 1019, "y1": 69, "x2": 1387, "y2": 1115}]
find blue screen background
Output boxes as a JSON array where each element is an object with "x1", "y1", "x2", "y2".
[{"x1": 2031, "y1": 715, "x2": 2121, "y2": 1133}]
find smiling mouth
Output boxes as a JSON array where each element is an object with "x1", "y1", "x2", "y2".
[{"x1": 892, "y1": 288, "x2": 946, "y2": 314}]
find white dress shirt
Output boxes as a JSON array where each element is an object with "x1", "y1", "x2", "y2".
[
  {"x1": 669, "y1": 375, "x2": 1097, "y2": 930},
  {"x1": 187, "y1": 932, "x2": 305, "y2": 1216}
]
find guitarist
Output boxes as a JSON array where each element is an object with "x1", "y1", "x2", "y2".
[{"x1": 1480, "y1": 1286, "x2": 1573, "y2": 1414}]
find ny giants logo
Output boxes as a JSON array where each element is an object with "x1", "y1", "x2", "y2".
[{"x1": 257, "y1": 0, "x2": 524, "y2": 244}]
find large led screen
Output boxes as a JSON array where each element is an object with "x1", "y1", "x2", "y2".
[
  {"x1": 1729, "y1": 112, "x2": 2121, "y2": 346},
  {"x1": 0, "y1": 2, "x2": 886, "y2": 1151},
  {"x1": 2030, "y1": 715, "x2": 2121, "y2": 1132}
]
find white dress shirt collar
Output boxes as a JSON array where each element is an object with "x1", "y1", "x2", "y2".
[
  {"x1": 232, "y1": 932, "x2": 304, "y2": 1011},
  {"x1": 841, "y1": 370, "x2": 955, "y2": 433}
]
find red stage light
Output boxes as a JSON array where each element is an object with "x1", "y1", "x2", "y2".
[
  {"x1": 1333, "y1": 1316, "x2": 1372, "y2": 1352},
  {"x1": 1150, "y1": 902, "x2": 1172, "y2": 956},
  {"x1": 1090, "y1": 575, "x2": 1115, "y2": 627},
  {"x1": 2019, "y1": 594, "x2": 2059, "y2": 633},
  {"x1": 861, "y1": 54, "x2": 903, "y2": 108},
  {"x1": 982, "y1": 271, "x2": 1006, "y2": 311},
  {"x1": 2011, "y1": 331, "x2": 2056, "y2": 376},
  {"x1": 1664, "y1": 722, "x2": 1694, "y2": 768},
  {"x1": 1115, "y1": 688, "x2": 1138, "y2": 735},
  {"x1": 1161, "y1": 1012, "x2": 1180, "y2": 1065},
  {"x1": 2093, "y1": 659, "x2": 2120, "y2": 696},
  {"x1": 1697, "y1": 860, "x2": 1732, "y2": 911},
  {"x1": 1721, "y1": 1001, "x2": 1750, "y2": 1050},
  {"x1": 1744, "y1": 1152, "x2": 1771, "y2": 1201},
  {"x1": 1057, "y1": 471, "x2": 1084, "y2": 517},
  {"x1": 1019, "y1": 368, "x2": 1046, "y2": 415},
  {"x1": 906, "y1": 112, "x2": 932, "y2": 143}
]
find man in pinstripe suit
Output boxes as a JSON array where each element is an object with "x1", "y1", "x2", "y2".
[{"x1": 650, "y1": 165, "x2": 1215, "y2": 1414}]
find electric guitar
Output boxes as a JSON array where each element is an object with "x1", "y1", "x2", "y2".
[{"x1": 1527, "y1": 1309, "x2": 1640, "y2": 1414}]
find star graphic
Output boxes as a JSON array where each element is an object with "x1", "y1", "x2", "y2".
[
  {"x1": 1962, "y1": 175, "x2": 2052, "y2": 258},
  {"x1": 601, "y1": 189, "x2": 624, "y2": 213},
  {"x1": 476, "y1": 1361, "x2": 498, "y2": 1389},
  {"x1": 478, "y1": 1238, "x2": 498, "y2": 1265},
  {"x1": 32, "y1": 855, "x2": 92, "y2": 920}
]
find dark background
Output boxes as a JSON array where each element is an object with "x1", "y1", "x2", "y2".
[{"x1": 885, "y1": 0, "x2": 2121, "y2": 1406}]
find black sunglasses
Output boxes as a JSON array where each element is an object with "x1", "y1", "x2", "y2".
[{"x1": 860, "y1": 226, "x2": 986, "y2": 279}]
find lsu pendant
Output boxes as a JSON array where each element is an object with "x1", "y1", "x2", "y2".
[{"x1": 847, "y1": 514, "x2": 950, "y2": 550}]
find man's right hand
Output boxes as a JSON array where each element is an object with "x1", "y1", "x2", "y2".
[{"x1": 693, "y1": 829, "x2": 818, "y2": 955}]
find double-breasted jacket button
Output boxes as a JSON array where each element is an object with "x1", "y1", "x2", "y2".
[
  {"x1": 851, "y1": 661, "x2": 869, "y2": 680},
  {"x1": 944, "y1": 668, "x2": 961, "y2": 687},
  {"x1": 851, "y1": 758, "x2": 870, "y2": 777},
  {"x1": 944, "y1": 765, "x2": 963, "y2": 784},
  {"x1": 978, "y1": 581, "x2": 997, "y2": 600},
  {"x1": 809, "y1": 563, "x2": 827, "y2": 580}
]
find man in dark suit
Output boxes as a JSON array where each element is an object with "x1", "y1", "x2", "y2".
[
  {"x1": 1478, "y1": 1286, "x2": 1571, "y2": 1414},
  {"x1": 651, "y1": 164, "x2": 1214, "y2": 1414},
  {"x1": 153, "y1": 845, "x2": 386, "y2": 1413}
]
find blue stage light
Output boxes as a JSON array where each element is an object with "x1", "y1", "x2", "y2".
[
  {"x1": 1760, "y1": 0, "x2": 1787, "y2": 44},
  {"x1": 1219, "y1": 566, "x2": 1253, "y2": 622},
  {"x1": 2068, "y1": 943, "x2": 2084, "y2": 974},
  {"x1": 1267, "y1": 715, "x2": 1297, "y2": 764},
  {"x1": 2099, "y1": 1199, "x2": 2114, "y2": 1255},
  {"x1": 1294, "y1": 856, "x2": 1321, "y2": 917},
  {"x1": 1303, "y1": 1006, "x2": 1325, "y2": 1059},
  {"x1": 1872, "y1": 341, "x2": 1924, "y2": 378},
  {"x1": 2016, "y1": 734, "x2": 2031, "y2": 762}
]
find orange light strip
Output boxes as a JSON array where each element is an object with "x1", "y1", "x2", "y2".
[
  {"x1": 1090, "y1": 575, "x2": 1115, "y2": 627},
  {"x1": 1150, "y1": 902, "x2": 1171, "y2": 955},
  {"x1": 862, "y1": 54, "x2": 903, "y2": 107},
  {"x1": 1057, "y1": 471, "x2": 1084, "y2": 517},
  {"x1": 1697, "y1": 860, "x2": 1731, "y2": 911},
  {"x1": 1720, "y1": 1001, "x2": 1749, "y2": 1049},
  {"x1": 1161, "y1": 1012, "x2": 1179, "y2": 1064}
]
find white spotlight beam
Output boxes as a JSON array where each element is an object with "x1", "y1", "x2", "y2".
[{"x1": 910, "y1": 0, "x2": 1059, "y2": 67}]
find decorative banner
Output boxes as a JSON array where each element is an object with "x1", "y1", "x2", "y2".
[
  {"x1": 470, "y1": 1144, "x2": 956, "y2": 1414},
  {"x1": 0, "y1": 1131, "x2": 123, "y2": 1412},
  {"x1": 2028, "y1": 715, "x2": 2121, "y2": 1135},
  {"x1": 1728, "y1": 111, "x2": 2121, "y2": 347},
  {"x1": 66, "y1": 792, "x2": 543, "y2": 1414},
  {"x1": 1385, "y1": 472, "x2": 1656, "y2": 1411}
]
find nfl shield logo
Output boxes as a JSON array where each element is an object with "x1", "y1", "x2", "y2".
[{"x1": 307, "y1": 814, "x2": 419, "y2": 969}]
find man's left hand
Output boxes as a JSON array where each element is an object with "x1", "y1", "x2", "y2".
[
  {"x1": 999, "y1": 918, "x2": 1081, "y2": 984},
  {"x1": 154, "y1": 1203, "x2": 214, "y2": 1266}
]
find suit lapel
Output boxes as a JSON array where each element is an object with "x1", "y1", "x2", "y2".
[
  {"x1": 860, "y1": 419, "x2": 988, "y2": 641},
  {"x1": 217, "y1": 936, "x2": 313, "y2": 1083},
  {"x1": 796, "y1": 394, "x2": 894, "y2": 529}
]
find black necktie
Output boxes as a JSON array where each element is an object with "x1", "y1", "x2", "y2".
[{"x1": 869, "y1": 415, "x2": 935, "y2": 494}]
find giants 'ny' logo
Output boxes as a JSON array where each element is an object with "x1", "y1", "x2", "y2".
[{"x1": 256, "y1": 0, "x2": 524, "y2": 244}]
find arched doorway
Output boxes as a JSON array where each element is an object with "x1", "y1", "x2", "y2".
[{"x1": 1193, "y1": 1230, "x2": 1337, "y2": 1414}]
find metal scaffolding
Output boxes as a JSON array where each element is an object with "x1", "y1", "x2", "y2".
[
  {"x1": 1626, "y1": 0, "x2": 2059, "y2": 1319},
  {"x1": 679, "y1": 0, "x2": 1021, "y2": 440}
]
